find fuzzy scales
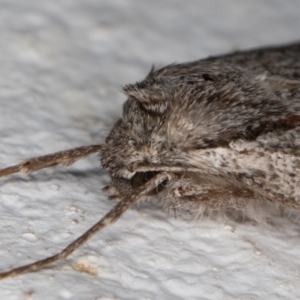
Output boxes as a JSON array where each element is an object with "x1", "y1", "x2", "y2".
[{"x1": 101, "y1": 43, "x2": 300, "y2": 221}]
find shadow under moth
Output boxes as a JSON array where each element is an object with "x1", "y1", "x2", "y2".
[{"x1": 0, "y1": 42, "x2": 299, "y2": 279}]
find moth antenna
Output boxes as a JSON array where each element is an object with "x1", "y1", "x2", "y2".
[
  {"x1": 0, "y1": 172, "x2": 170, "y2": 279},
  {"x1": 0, "y1": 145, "x2": 102, "y2": 178}
]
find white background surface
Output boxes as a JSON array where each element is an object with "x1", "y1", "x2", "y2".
[{"x1": 0, "y1": 1, "x2": 300, "y2": 299}]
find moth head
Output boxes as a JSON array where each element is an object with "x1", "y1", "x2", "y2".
[
  {"x1": 99, "y1": 73, "x2": 186, "y2": 196},
  {"x1": 99, "y1": 101, "x2": 170, "y2": 196},
  {"x1": 100, "y1": 64, "x2": 247, "y2": 195}
]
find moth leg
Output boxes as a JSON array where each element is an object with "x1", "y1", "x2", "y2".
[
  {"x1": 104, "y1": 176, "x2": 138, "y2": 202},
  {"x1": 101, "y1": 185, "x2": 114, "y2": 192},
  {"x1": 0, "y1": 145, "x2": 102, "y2": 178},
  {"x1": 108, "y1": 194, "x2": 122, "y2": 201},
  {"x1": 171, "y1": 184, "x2": 214, "y2": 198},
  {"x1": 0, "y1": 172, "x2": 170, "y2": 279},
  {"x1": 101, "y1": 184, "x2": 120, "y2": 201}
]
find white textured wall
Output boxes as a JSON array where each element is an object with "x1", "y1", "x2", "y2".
[{"x1": 0, "y1": 1, "x2": 299, "y2": 299}]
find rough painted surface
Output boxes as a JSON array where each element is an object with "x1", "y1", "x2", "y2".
[{"x1": 0, "y1": 1, "x2": 300, "y2": 299}]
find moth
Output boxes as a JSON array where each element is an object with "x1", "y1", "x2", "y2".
[{"x1": 0, "y1": 42, "x2": 299, "y2": 279}]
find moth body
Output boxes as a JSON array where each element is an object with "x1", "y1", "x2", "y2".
[{"x1": 101, "y1": 43, "x2": 300, "y2": 220}]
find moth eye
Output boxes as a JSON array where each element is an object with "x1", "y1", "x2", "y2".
[
  {"x1": 131, "y1": 171, "x2": 168, "y2": 195},
  {"x1": 131, "y1": 171, "x2": 158, "y2": 190}
]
